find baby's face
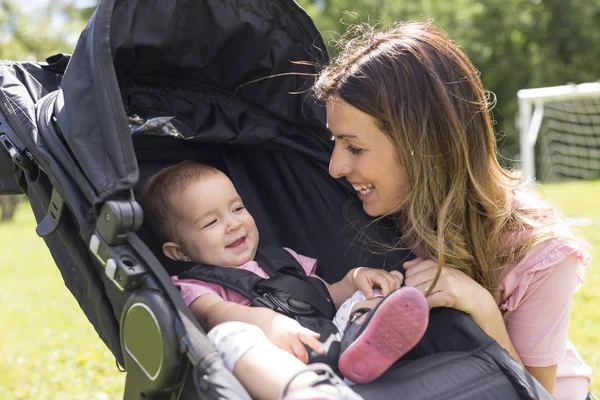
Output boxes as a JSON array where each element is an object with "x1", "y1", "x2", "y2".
[{"x1": 171, "y1": 173, "x2": 259, "y2": 267}]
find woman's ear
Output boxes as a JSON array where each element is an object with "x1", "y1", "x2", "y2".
[{"x1": 163, "y1": 242, "x2": 190, "y2": 262}]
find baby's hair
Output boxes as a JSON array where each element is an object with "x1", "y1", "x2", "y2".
[{"x1": 140, "y1": 161, "x2": 222, "y2": 245}]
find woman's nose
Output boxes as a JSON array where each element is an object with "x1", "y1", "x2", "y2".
[{"x1": 329, "y1": 148, "x2": 351, "y2": 178}]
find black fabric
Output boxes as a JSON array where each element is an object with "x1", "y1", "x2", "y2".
[
  {"x1": 405, "y1": 307, "x2": 495, "y2": 360},
  {"x1": 0, "y1": 59, "x2": 95, "y2": 236},
  {"x1": 26, "y1": 170, "x2": 124, "y2": 365},
  {"x1": 43, "y1": 53, "x2": 71, "y2": 75},
  {"x1": 0, "y1": 148, "x2": 20, "y2": 194},
  {"x1": 352, "y1": 348, "x2": 530, "y2": 400},
  {"x1": 0, "y1": 60, "x2": 61, "y2": 155}
]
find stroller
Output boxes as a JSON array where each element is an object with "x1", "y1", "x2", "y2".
[{"x1": 0, "y1": 0, "x2": 555, "y2": 399}]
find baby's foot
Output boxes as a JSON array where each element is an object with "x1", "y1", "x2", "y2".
[
  {"x1": 338, "y1": 287, "x2": 429, "y2": 384},
  {"x1": 282, "y1": 363, "x2": 363, "y2": 400}
]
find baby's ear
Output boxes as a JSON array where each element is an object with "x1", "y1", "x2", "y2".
[{"x1": 163, "y1": 242, "x2": 188, "y2": 262}]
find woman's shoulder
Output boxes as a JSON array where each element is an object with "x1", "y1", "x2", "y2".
[
  {"x1": 497, "y1": 187, "x2": 592, "y2": 309},
  {"x1": 497, "y1": 237, "x2": 591, "y2": 311},
  {"x1": 498, "y1": 235, "x2": 591, "y2": 311}
]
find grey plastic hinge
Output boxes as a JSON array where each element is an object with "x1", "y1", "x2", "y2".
[{"x1": 96, "y1": 199, "x2": 143, "y2": 245}]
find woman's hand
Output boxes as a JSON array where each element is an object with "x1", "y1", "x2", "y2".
[
  {"x1": 404, "y1": 257, "x2": 524, "y2": 366},
  {"x1": 351, "y1": 267, "x2": 404, "y2": 299},
  {"x1": 403, "y1": 258, "x2": 495, "y2": 321}
]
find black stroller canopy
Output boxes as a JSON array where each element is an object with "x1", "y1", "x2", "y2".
[{"x1": 58, "y1": 0, "x2": 329, "y2": 226}]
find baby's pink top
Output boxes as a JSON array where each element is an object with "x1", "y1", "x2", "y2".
[
  {"x1": 172, "y1": 247, "x2": 317, "y2": 307},
  {"x1": 496, "y1": 190, "x2": 592, "y2": 399}
]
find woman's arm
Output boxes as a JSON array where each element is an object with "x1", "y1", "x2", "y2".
[
  {"x1": 469, "y1": 298, "x2": 558, "y2": 392},
  {"x1": 471, "y1": 293, "x2": 523, "y2": 365},
  {"x1": 404, "y1": 253, "x2": 584, "y2": 395},
  {"x1": 526, "y1": 366, "x2": 558, "y2": 394}
]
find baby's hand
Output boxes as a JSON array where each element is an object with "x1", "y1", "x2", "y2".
[
  {"x1": 259, "y1": 313, "x2": 324, "y2": 363},
  {"x1": 352, "y1": 267, "x2": 404, "y2": 298}
]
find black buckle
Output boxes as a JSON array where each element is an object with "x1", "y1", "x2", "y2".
[
  {"x1": 251, "y1": 291, "x2": 318, "y2": 318},
  {"x1": 250, "y1": 295, "x2": 277, "y2": 310}
]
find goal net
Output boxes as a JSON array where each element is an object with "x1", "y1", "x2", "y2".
[{"x1": 517, "y1": 82, "x2": 600, "y2": 183}]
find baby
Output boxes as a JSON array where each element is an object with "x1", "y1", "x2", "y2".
[{"x1": 140, "y1": 161, "x2": 429, "y2": 400}]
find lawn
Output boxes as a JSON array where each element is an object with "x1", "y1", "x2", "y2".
[
  {"x1": 0, "y1": 180, "x2": 598, "y2": 399},
  {"x1": 0, "y1": 204, "x2": 125, "y2": 399}
]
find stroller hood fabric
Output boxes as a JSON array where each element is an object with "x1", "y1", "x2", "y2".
[
  {"x1": 0, "y1": 0, "x2": 556, "y2": 399},
  {"x1": 56, "y1": 0, "x2": 328, "y2": 237}
]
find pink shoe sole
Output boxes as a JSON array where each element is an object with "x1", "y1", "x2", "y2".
[{"x1": 338, "y1": 287, "x2": 429, "y2": 384}]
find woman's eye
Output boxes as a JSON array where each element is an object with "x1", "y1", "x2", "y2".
[
  {"x1": 203, "y1": 220, "x2": 217, "y2": 229},
  {"x1": 345, "y1": 145, "x2": 363, "y2": 155}
]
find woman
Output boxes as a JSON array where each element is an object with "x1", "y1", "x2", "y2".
[{"x1": 314, "y1": 20, "x2": 592, "y2": 399}]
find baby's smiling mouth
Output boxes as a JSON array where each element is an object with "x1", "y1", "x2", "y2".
[{"x1": 227, "y1": 236, "x2": 246, "y2": 248}]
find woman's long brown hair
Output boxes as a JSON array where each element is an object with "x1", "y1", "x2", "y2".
[{"x1": 314, "y1": 21, "x2": 562, "y2": 296}]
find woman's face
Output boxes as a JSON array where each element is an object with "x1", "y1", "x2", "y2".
[{"x1": 327, "y1": 97, "x2": 408, "y2": 217}]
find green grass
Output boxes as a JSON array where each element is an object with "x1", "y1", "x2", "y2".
[
  {"x1": 0, "y1": 180, "x2": 598, "y2": 398},
  {"x1": 0, "y1": 206, "x2": 125, "y2": 399}
]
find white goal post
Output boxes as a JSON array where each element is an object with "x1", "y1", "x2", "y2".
[{"x1": 517, "y1": 82, "x2": 600, "y2": 183}]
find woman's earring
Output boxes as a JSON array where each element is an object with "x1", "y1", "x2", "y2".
[{"x1": 181, "y1": 256, "x2": 191, "y2": 262}]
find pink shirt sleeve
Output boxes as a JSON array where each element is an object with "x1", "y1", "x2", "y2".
[
  {"x1": 283, "y1": 247, "x2": 318, "y2": 275},
  {"x1": 171, "y1": 276, "x2": 221, "y2": 307},
  {"x1": 498, "y1": 239, "x2": 591, "y2": 367}
]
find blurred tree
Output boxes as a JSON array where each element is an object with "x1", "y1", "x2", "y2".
[
  {"x1": 0, "y1": 0, "x2": 94, "y2": 221},
  {"x1": 0, "y1": 0, "x2": 93, "y2": 61},
  {"x1": 298, "y1": 0, "x2": 600, "y2": 163}
]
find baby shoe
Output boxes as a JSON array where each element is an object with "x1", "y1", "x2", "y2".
[{"x1": 338, "y1": 286, "x2": 429, "y2": 384}]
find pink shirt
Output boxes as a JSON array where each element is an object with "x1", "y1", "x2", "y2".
[
  {"x1": 496, "y1": 191, "x2": 592, "y2": 399},
  {"x1": 172, "y1": 247, "x2": 317, "y2": 307}
]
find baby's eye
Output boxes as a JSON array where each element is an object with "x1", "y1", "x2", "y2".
[
  {"x1": 345, "y1": 145, "x2": 363, "y2": 155},
  {"x1": 202, "y1": 219, "x2": 217, "y2": 229},
  {"x1": 233, "y1": 205, "x2": 245, "y2": 213}
]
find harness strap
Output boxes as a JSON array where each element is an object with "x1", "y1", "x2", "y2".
[
  {"x1": 177, "y1": 246, "x2": 336, "y2": 319},
  {"x1": 178, "y1": 264, "x2": 262, "y2": 301},
  {"x1": 254, "y1": 247, "x2": 336, "y2": 319}
]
